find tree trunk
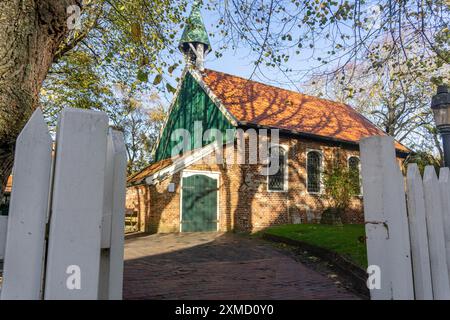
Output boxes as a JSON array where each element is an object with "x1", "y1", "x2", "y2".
[{"x1": 0, "y1": 0, "x2": 78, "y2": 196}]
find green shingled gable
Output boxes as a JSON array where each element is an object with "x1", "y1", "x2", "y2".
[{"x1": 154, "y1": 72, "x2": 235, "y2": 161}]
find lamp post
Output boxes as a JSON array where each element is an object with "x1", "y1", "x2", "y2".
[{"x1": 431, "y1": 85, "x2": 450, "y2": 167}]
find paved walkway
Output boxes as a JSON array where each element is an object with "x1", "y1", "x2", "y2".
[{"x1": 123, "y1": 232, "x2": 360, "y2": 300}]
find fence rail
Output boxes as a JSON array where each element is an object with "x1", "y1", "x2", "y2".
[{"x1": 361, "y1": 136, "x2": 450, "y2": 300}]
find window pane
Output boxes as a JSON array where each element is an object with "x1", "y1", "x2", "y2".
[
  {"x1": 307, "y1": 152, "x2": 321, "y2": 193},
  {"x1": 348, "y1": 156, "x2": 361, "y2": 194},
  {"x1": 268, "y1": 148, "x2": 286, "y2": 191}
]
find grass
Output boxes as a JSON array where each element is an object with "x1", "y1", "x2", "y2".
[{"x1": 263, "y1": 224, "x2": 367, "y2": 268}]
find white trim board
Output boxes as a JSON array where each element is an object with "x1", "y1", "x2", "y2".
[{"x1": 145, "y1": 141, "x2": 224, "y2": 185}]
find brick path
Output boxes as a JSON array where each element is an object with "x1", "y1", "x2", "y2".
[{"x1": 123, "y1": 232, "x2": 360, "y2": 300}]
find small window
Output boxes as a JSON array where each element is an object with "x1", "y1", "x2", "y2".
[
  {"x1": 348, "y1": 156, "x2": 361, "y2": 194},
  {"x1": 0, "y1": 192, "x2": 10, "y2": 216},
  {"x1": 268, "y1": 147, "x2": 287, "y2": 191},
  {"x1": 307, "y1": 151, "x2": 322, "y2": 193}
]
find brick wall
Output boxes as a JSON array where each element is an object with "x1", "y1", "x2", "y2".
[{"x1": 126, "y1": 135, "x2": 399, "y2": 233}]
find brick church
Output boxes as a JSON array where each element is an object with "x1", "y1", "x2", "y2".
[{"x1": 125, "y1": 4, "x2": 409, "y2": 233}]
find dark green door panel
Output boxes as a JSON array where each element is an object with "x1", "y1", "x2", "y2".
[{"x1": 181, "y1": 174, "x2": 218, "y2": 232}]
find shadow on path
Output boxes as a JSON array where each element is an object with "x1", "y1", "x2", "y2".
[{"x1": 123, "y1": 232, "x2": 360, "y2": 300}]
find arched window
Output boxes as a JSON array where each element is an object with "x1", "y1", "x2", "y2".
[
  {"x1": 348, "y1": 156, "x2": 361, "y2": 194},
  {"x1": 307, "y1": 151, "x2": 322, "y2": 193},
  {"x1": 268, "y1": 146, "x2": 287, "y2": 191}
]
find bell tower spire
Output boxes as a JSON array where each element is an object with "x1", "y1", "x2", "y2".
[{"x1": 179, "y1": 1, "x2": 211, "y2": 71}]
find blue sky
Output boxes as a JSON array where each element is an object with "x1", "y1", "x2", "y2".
[
  {"x1": 186, "y1": 4, "x2": 351, "y2": 93},
  {"x1": 159, "y1": 1, "x2": 381, "y2": 102},
  {"x1": 157, "y1": 4, "x2": 336, "y2": 104}
]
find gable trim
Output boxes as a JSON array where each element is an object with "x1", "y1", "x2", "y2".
[
  {"x1": 189, "y1": 68, "x2": 239, "y2": 126},
  {"x1": 145, "y1": 141, "x2": 225, "y2": 185}
]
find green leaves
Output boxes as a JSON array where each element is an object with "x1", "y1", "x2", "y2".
[
  {"x1": 152, "y1": 74, "x2": 162, "y2": 85},
  {"x1": 130, "y1": 23, "x2": 142, "y2": 42},
  {"x1": 323, "y1": 162, "x2": 360, "y2": 211},
  {"x1": 137, "y1": 70, "x2": 149, "y2": 82},
  {"x1": 166, "y1": 83, "x2": 176, "y2": 94},
  {"x1": 168, "y1": 63, "x2": 179, "y2": 74}
]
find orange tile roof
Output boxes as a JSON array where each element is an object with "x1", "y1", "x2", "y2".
[
  {"x1": 202, "y1": 69, "x2": 409, "y2": 153},
  {"x1": 128, "y1": 157, "x2": 174, "y2": 184},
  {"x1": 5, "y1": 175, "x2": 13, "y2": 193}
]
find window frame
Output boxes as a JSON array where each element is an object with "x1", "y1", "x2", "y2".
[
  {"x1": 347, "y1": 155, "x2": 363, "y2": 196},
  {"x1": 266, "y1": 144, "x2": 289, "y2": 193},
  {"x1": 306, "y1": 149, "x2": 323, "y2": 195}
]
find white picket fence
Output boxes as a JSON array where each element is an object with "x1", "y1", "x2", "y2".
[
  {"x1": 361, "y1": 136, "x2": 450, "y2": 300},
  {"x1": 0, "y1": 107, "x2": 127, "y2": 300}
]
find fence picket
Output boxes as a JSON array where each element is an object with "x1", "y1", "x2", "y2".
[
  {"x1": 97, "y1": 130, "x2": 127, "y2": 300},
  {"x1": 108, "y1": 130, "x2": 127, "y2": 299},
  {"x1": 0, "y1": 216, "x2": 7, "y2": 260},
  {"x1": 44, "y1": 108, "x2": 109, "y2": 300},
  {"x1": 360, "y1": 136, "x2": 414, "y2": 300},
  {"x1": 98, "y1": 132, "x2": 115, "y2": 300},
  {"x1": 0, "y1": 109, "x2": 53, "y2": 300},
  {"x1": 422, "y1": 166, "x2": 450, "y2": 299},
  {"x1": 100, "y1": 132, "x2": 114, "y2": 250},
  {"x1": 406, "y1": 164, "x2": 433, "y2": 299},
  {"x1": 438, "y1": 168, "x2": 450, "y2": 290}
]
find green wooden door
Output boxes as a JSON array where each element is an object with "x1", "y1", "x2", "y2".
[{"x1": 181, "y1": 174, "x2": 218, "y2": 232}]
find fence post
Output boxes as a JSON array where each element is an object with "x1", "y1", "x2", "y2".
[
  {"x1": 439, "y1": 168, "x2": 450, "y2": 286},
  {"x1": 0, "y1": 109, "x2": 53, "y2": 300},
  {"x1": 44, "y1": 108, "x2": 109, "y2": 300},
  {"x1": 423, "y1": 166, "x2": 450, "y2": 299},
  {"x1": 406, "y1": 164, "x2": 433, "y2": 299},
  {"x1": 360, "y1": 136, "x2": 414, "y2": 300}
]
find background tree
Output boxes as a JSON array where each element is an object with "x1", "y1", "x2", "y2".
[
  {"x1": 209, "y1": 0, "x2": 448, "y2": 84},
  {"x1": 0, "y1": 0, "x2": 79, "y2": 199},
  {"x1": 0, "y1": 0, "x2": 188, "y2": 195},
  {"x1": 1, "y1": 0, "x2": 449, "y2": 196},
  {"x1": 107, "y1": 87, "x2": 166, "y2": 174},
  {"x1": 40, "y1": 49, "x2": 168, "y2": 174},
  {"x1": 209, "y1": 0, "x2": 449, "y2": 159}
]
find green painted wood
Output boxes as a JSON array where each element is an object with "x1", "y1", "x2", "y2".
[
  {"x1": 181, "y1": 174, "x2": 217, "y2": 232},
  {"x1": 155, "y1": 72, "x2": 235, "y2": 161},
  {"x1": 179, "y1": 2, "x2": 211, "y2": 52}
]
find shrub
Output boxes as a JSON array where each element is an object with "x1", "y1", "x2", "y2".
[{"x1": 322, "y1": 165, "x2": 360, "y2": 214}]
